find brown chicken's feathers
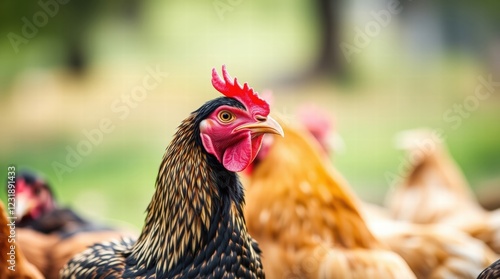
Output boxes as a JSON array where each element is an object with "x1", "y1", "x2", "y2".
[
  {"x1": 245, "y1": 121, "x2": 416, "y2": 278},
  {"x1": 387, "y1": 128, "x2": 500, "y2": 255},
  {"x1": 388, "y1": 128, "x2": 482, "y2": 224},
  {"x1": 0, "y1": 200, "x2": 44, "y2": 279},
  {"x1": 368, "y1": 218, "x2": 498, "y2": 279}
]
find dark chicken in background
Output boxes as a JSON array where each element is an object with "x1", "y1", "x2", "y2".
[
  {"x1": 0, "y1": 199, "x2": 44, "y2": 279},
  {"x1": 15, "y1": 170, "x2": 113, "y2": 236},
  {"x1": 61, "y1": 65, "x2": 283, "y2": 278},
  {"x1": 11, "y1": 170, "x2": 134, "y2": 279}
]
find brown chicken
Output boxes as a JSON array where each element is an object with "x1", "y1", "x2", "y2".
[
  {"x1": 385, "y1": 129, "x2": 500, "y2": 254},
  {"x1": 245, "y1": 121, "x2": 416, "y2": 278},
  {"x1": 0, "y1": 199, "x2": 44, "y2": 279},
  {"x1": 367, "y1": 217, "x2": 497, "y2": 278}
]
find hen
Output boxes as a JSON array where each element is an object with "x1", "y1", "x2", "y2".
[
  {"x1": 245, "y1": 121, "x2": 415, "y2": 278},
  {"x1": 0, "y1": 199, "x2": 43, "y2": 279},
  {"x1": 385, "y1": 129, "x2": 500, "y2": 254},
  {"x1": 61, "y1": 65, "x2": 283, "y2": 278},
  {"x1": 14, "y1": 170, "x2": 113, "y2": 235},
  {"x1": 368, "y1": 217, "x2": 497, "y2": 278},
  {"x1": 296, "y1": 103, "x2": 344, "y2": 156},
  {"x1": 11, "y1": 170, "x2": 133, "y2": 279}
]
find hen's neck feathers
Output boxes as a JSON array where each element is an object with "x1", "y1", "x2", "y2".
[{"x1": 128, "y1": 113, "x2": 249, "y2": 276}]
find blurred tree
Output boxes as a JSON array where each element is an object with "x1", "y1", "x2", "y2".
[
  {"x1": 313, "y1": 0, "x2": 345, "y2": 77},
  {"x1": 275, "y1": 0, "x2": 347, "y2": 86},
  {"x1": 0, "y1": 0, "x2": 143, "y2": 88},
  {"x1": 399, "y1": 0, "x2": 500, "y2": 78}
]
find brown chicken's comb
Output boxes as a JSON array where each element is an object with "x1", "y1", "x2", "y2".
[{"x1": 212, "y1": 65, "x2": 270, "y2": 115}]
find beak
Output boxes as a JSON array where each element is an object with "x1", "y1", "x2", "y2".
[
  {"x1": 15, "y1": 194, "x2": 33, "y2": 219},
  {"x1": 235, "y1": 116, "x2": 284, "y2": 137}
]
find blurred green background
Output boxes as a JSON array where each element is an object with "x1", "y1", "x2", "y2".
[{"x1": 1, "y1": 0, "x2": 499, "y2": 229}]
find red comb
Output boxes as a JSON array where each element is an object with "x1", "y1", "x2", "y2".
[{"x1": 212, "y1": 65, "x2": 270, "y2": 116}]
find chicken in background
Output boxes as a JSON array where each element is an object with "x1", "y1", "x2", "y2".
[
  {"x1": 0, "y1": 199, "x2": 44, "y2": 279},
  {"x1": 241, "y1": 98, "x2": 343, "y2": 180},
  {"x1": 386, "y1": 129, "x2": 482, "y2": 224},
  {"x1": 61, "y1": 65, "x2": 283, "y2": 278},
  {"x1": 296, "y1": 103, "x2": 344, "y2": 157},
  {"x1": 12, "y1": 170, "x2": 135, "y2": 279},
  {"x1": 385, "y1": 129, "x2": 500, "y2": 254},
  {"x1": 246, "y1": 120, "x2": 496, "y2": 278},
  {"x1": 245, "y1": 120, "x2": 416, "y2": 278},
  {"x1": 367, "y1": 216, "x2": 497, "y2": 278}
]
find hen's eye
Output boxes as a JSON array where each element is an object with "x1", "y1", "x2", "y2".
[{"x1": 218, "y1": 110, "x2": 235, "y2": 123}]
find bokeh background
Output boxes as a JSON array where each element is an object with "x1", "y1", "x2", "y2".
[{"x1": 1, "y1": 0, "x2": 499, "y2": 229}]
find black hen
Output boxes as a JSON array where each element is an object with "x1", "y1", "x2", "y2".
[
  {"x1": 14, "y1": 170, "x2": 113, "y2": 238},
  {"x1": 477, "y1": 259, "x2": 500, "y2": 279},
  {"x1": 61, "y1": 65, "x2": 283, "y2": 278}
]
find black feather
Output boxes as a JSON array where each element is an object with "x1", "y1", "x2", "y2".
[
  {"x1": 61, "y1": 96, "x2": 264, "y2": 279},
  {"x1": 477, "y1": 259, "x2": 500, "y2": 279}
]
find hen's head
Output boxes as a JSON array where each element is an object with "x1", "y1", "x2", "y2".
[
  {"x1": 11, "y1": 170, "x2": 56, "y2": 221},
  {"x1": 198, "y1": 65, "x2": 284, "y2": 172}
]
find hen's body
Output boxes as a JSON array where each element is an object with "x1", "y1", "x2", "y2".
[
  {"x1": 386, "y1": 129, "x2": 500, "y2": 254},
  {"x1": 12, "y1": 170, "x2": 135, "y2": 279},
  {"x1": 62, "y1": 98, "x2": 265, "y2": 278},
  {"x1": 368, "y1": 218, "x2": 497, "y2": 279},
  {"x1": 245, "y1": 122, "x2": 415, "y2": 279},
  {"x1": 0, "y1": 200, "x2": 43, "y2": 279},
  {"x1": 386, "y1": 134, "x2": 482, "y2": 225}
]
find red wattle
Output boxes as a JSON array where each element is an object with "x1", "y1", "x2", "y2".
[{"x1": 223, "y1": 134, "x2": 253, "y2": 172}]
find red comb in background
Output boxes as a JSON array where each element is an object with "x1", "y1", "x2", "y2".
[{"x1": 212, "y1": 65, "x2": 270, "y2": 116}]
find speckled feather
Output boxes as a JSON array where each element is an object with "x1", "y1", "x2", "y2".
[
  {"x1": 61, "y1": 97, "x2": 264, "y2": 279},
  {"x1": 477, "y1": 259, "x2": 500, "y2": 279}
]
